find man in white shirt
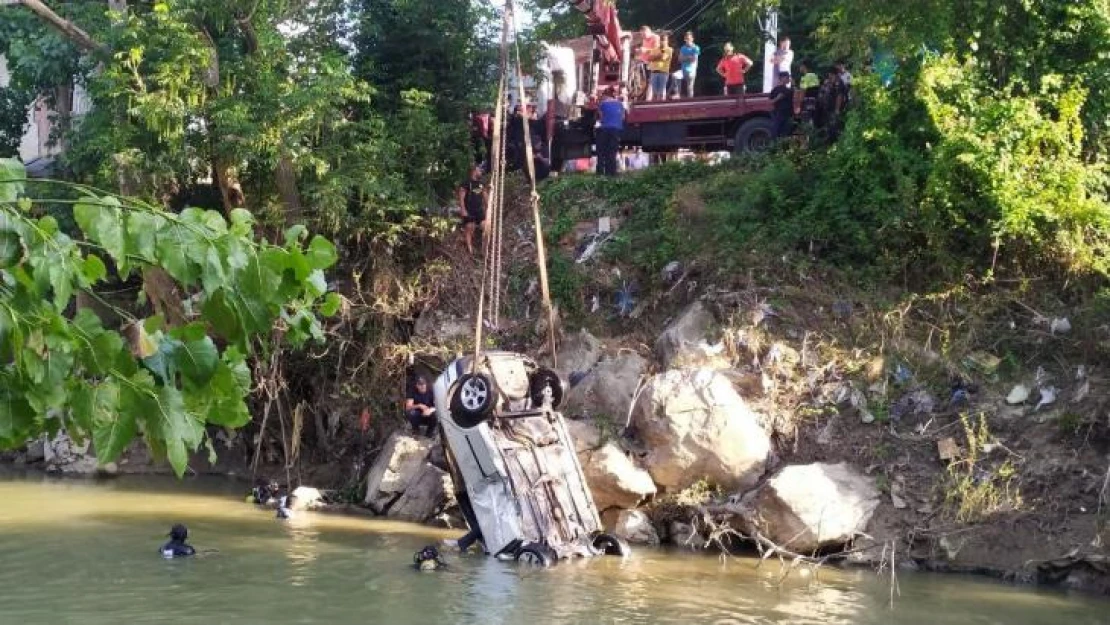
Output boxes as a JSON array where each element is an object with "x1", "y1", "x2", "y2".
[{"x1": 773, "y1": 37, "x2": 794, "y2": 78}]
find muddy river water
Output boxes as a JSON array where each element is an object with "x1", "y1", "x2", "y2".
[{"x1": 0, "y1": 472, "x2": 1106, "y2": 625}]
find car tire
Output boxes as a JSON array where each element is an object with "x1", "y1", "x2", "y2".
[
  {"x1": 450, "y1": 373, "x2": 495, "y2": 428},
  {"x1": 733, "y1": 117, "x2": 775, "y2": 154},
  {"x1": 529, "y1": 367, "x2": 564, "y2": 409},
  {"x1": 515, "y1": 543, "x2": 556, "y2": 567},
  {"x1": 591, "y1": 532, "x2": 631, "y2": 557}
]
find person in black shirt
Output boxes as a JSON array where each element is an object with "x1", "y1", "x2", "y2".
[
  {"x1": 769, "y1": 72, "x2": 795, "y2": 139},
  {"x1": 456, "y1": 166, "x2": 486, "y2": 255},
  {"x1": 405, "y1": 375, "x2": 437, "y2": 437},
  {"x1": 161, "y1": 523, "x2": 196, "y2": 559}
]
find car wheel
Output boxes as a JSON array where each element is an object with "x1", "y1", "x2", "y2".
[
  {"x1": 529, "y1": 367, "x2": 564, "y2": 409},
  {"x1": 733, "y1": 117, "x2": 775, "y2": 155},
  {"x1": 515, "y1": 543, "x2": 556, "y2": 567},
  {"x1": 450, "y1": 373, "x2": 495, "y2": 428},
  {"x1": 591, "y1": 532, "x2": 631, "y2": 557}
]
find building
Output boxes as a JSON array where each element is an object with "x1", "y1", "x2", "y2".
[{"x1": 0, "y1": 54, "x2": 92, "y2": 164}]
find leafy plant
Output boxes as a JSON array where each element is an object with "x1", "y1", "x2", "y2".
[{"x1": 0, "y1": 159, "x2": 338, "y2": 475}]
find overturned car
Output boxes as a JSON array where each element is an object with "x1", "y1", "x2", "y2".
[{"x1": 433, "y1": 351, "x2": 629, "y2": 565}]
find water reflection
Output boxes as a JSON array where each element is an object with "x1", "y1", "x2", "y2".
[{"x1": 0, "y1": 473, "x2": 1106, "y2": 625}]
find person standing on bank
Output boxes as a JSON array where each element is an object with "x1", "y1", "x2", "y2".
[
  {"x1": 648, "y1": 33, "x2": 674, "y2": 102},
  {"x1": 772, "y1": 37, "x2": 794, "y2": 78},
  {"x1": 405, "y1": 375, "x2": 437, "y2": 437},
  {"x1": 678, "y1": 31, "x2": 701, "y2": 98},
  {"x1": 716, "y1": 43, "x2": 752, "y2": 95},
  {"x1": 456, "y1": 166, "x2": 487, "y2": 256},
  {"x1": 595, "y1": 87, "x2": 625, "y2": 176},
  {"x1": 769, "y1": 71, "x2": 795, "y2": 139}
]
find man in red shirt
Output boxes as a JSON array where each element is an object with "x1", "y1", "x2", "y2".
[{"x1": 715, "y1": 43, "x2": 752, "y2": 95}]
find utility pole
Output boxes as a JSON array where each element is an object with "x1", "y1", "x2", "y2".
[{"x1": 759, "y1": 7, "x2": 779, "y2": 94}]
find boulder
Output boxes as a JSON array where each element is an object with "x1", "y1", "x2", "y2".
[
  {"x1": 43, "y1": 432, "x2": 99, "y2": 474},
  {"x1": 556, "y1": 328, "x2": 603, "y2": 380},
  {"x1": 413, "y1": 309, "x2": 472, "y2": 342},
  {"x1": 565, "y1": 418, "x2": 603, "y2": 454},
  {"x1": 739, "y1": 462, "x2": 880, "y2": 553},
  {"x1": 655, "y1": 301, "x2": 728, "y2": 369},
  {"x1": 389, "y1": 462, "x2": 454, "y2": 522},
  {"x1": 564, "y1": 351, "x2": 648, "y2": 421},
  {"x1": 633, "y1": 368, "x2": 771, "y2": 492},
  {"x1": 582, "y1": 443, "x2": 657, "y2": 511},
  {"x1": 614, "y1": 509, "x2": 660, "y2": 545},
  {"x1": 364, "y1": 433, "x2": 435, "y2": 512},
  {"x1": 25, "y1": 439, "x2": 45, "y2": 463}
]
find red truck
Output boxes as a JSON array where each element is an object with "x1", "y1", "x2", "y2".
[{"x1": 542, "y1": 1, "x2": 781, "y2": 170}]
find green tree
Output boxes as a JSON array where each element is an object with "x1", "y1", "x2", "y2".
[{"x1": 0, "y1": 158, "x2": 339, "y2": 475}]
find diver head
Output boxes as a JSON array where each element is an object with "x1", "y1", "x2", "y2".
[
  {"x1": 414, "y1": 545, "x2": 442, "y2": 570},
  {"x1": 169, "y1": 523, "x2": 188, "y2": 542}
]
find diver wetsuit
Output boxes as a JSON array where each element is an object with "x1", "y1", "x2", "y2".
[{"x1": 161, "y1": 524, "x2": 197, "y2": 558}]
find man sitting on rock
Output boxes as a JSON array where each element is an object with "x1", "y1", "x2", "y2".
[{"x1": 405, "y1": 376, "x2": 438, "y2": 438}]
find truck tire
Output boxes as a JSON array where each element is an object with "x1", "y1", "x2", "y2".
[
  {"x1": 733, "y1": 117, "x2": 775, "y2": 154},
  {"x1": 515, "y1": 542, "x2": 556, "y2": 567},
  {"x1": 450, "y1": 373, "x2": 495, "y2": 428},
  {"x1": 529, "y1": 368, "x2": 564, "y2": 409}
]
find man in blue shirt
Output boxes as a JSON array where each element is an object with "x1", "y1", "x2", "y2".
[
  {"x1": 595, "y1": 87, "x2": 625, "y2": 176},
  {"x1": 678, "y1": 31, "x2": 701, "y2": 98}
]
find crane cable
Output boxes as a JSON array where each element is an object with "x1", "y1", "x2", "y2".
[
  {"x1": 471, "y1": 7, "x2": 511, "y2": 372},
  {"x1": 508, "y1": 0, "x2": 558, "y2": 369}
]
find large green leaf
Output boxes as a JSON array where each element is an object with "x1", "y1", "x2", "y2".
[
  {"x1": 0, "y1": 392, "x2": 35, "y2": 446},
  {"x1": 73, "y1": 196, "x2": 125, "y2": 268},
  {"x1": 306, "y1": 235, "x2": 338, "y2": 269},
  {"x1": 0, "y1": 159, "x2": 25, "y2": 204},
  {"x1": 173, "y1": 335, "x2": 219, "y2": 385},
  {"x1": 121, "y1": 372, "x2": 203, "y2": 477}
]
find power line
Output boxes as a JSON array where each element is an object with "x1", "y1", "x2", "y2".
[
  {"x1": 661, "y1": 0, "x2": 707, "y2": 31},
  {"x1": 671, "y1": 0, "x2": 720, "y2": 34}
]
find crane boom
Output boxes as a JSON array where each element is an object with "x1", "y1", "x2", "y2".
[{"x1": 567, "y1": 0, "x2": 624, "y2": 65}]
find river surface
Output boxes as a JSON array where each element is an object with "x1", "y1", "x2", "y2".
[{"x1": 0, "y1": 472, "x2": 1106, "y2": 625}]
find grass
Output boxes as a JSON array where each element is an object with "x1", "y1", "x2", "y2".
[{"x1": 943, "y1": 412, "x2": 1024, "y2": 523}]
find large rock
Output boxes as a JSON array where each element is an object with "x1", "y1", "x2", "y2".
[
  {"x1": 632, "y1": 368, "x2": 771, "y2": 492},
  {"x1": 556, "y1": 328, "x2": 603, "y2": 380},
  {"x1": 614, "y1": 509, "x2": 660, "y2": 545},
  {"x1": 413, "y1": 309, "x2": 472, "y2": 342},
  {"x1": 739, "y1": 462, "x2": 880, "y2": 553},
  {"x1": 43, "y1": 432, "x2": 99, "y2": 474},
  {"x1": 389, "y1": 462, "x2": 454, "y2": 522},
  {"x1": 655, "y1": 301, "x2": 729, "y2": 369},
  {"x1": 582, "y1": 443, "x2": 657, "y2": 511},
  {"x1": 565, "y1": 418, "x2": 603, "y2": 454},
  {"x1": 564, "y1": 351, "x2": 648, "y2": 421},
  {"x1": 364, "y1": 433, "x2": 435, "y2": 512}
]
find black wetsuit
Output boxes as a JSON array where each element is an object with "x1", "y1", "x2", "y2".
[{"x1": 160, "y1": 539, "x2": 196, "y2": 558}]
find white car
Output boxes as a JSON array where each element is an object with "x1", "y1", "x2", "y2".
[{"x1": 433, "y1": 351, "x2": 629, "y2": 565}]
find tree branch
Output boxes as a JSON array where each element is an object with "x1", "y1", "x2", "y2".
[{"x1": 15, "y1": 0, "x2": 106, "y2": 54}]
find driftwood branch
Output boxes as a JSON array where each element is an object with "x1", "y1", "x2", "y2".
[{"x1": 15, "y1": 0, "x2": 106, "y2": 54}]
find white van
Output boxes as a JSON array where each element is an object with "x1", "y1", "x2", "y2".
[{"x1": 433, "y1": 351, "x2": 629, "y2": 565}]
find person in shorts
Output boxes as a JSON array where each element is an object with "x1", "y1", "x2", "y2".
[{"x1": 456, "y1": 165, "x2": 487, "y2": 255}]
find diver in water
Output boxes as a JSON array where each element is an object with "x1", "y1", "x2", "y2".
[
  {"x1": 413, "y1": 545, "x2": 446, "y2": 571},
  {"x1": 277, "y1": 494, "x2": 297, "y2": 520},
  {"x1": 161, "y1": 524, "x2": 197, "y2": 559},
  {"x1": 248, "y1": 479, "x2": 281, "y2": 505}
]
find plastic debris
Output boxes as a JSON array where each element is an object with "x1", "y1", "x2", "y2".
[
  {"x1": 1035, "y1": 386, "x2": 1057, "y2": 411},
  {"x1": 950, "y1": 388, "x2": 971, "y2": 407},
  {"x1": 831, "y1": 300, "x2": 853, "y2": 319},
  {"x1": 568, "y1": 371, "x2": 588, "y2": 388},
  {"x1": 893, "y1": 363, "x2": 913, "y2": 385},
  {"x1": 1035, "y1": 366, "x2": 1050, "y2": 386},
  {"x1": 937, "y1": 437, "x2": 960, "y2": 461},
  {"x1": 614, "y1": 282, "x2": 636, "y2": 317},
  {"x1": 1077, "y1": 365, "x2": 1087, "y2": 380},
  {"x1": 850, "y1": 388, "x2": 875, "y2": 423},
  {"x1": 590, "y1": 294, "x2": 600, "y2": 313},
  {"x1": 892, "y1": 493, "x2": 908, "y2": 509},
  {"x1": 1050, "y1": 317, "x2": 1072, "y2": 335},
  {"x1": 598, "y1": 216, "x2": 612, "y2": 234},
  {"x1": 1006, "y1": 384, "x2": 1031, "y2": 405},
  {"x1": 889, "y1": 389, "x2": 936, "y2": 422},
  {"x1": 1072, "y1": 379, "x2": 1090, "y2": 404},
  {"x1": 661, "y1": 261, "x2": 682, "y2": 283},
  {"x1": 964, "y1": 351, "x2": 1001, "y2": 376}
]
